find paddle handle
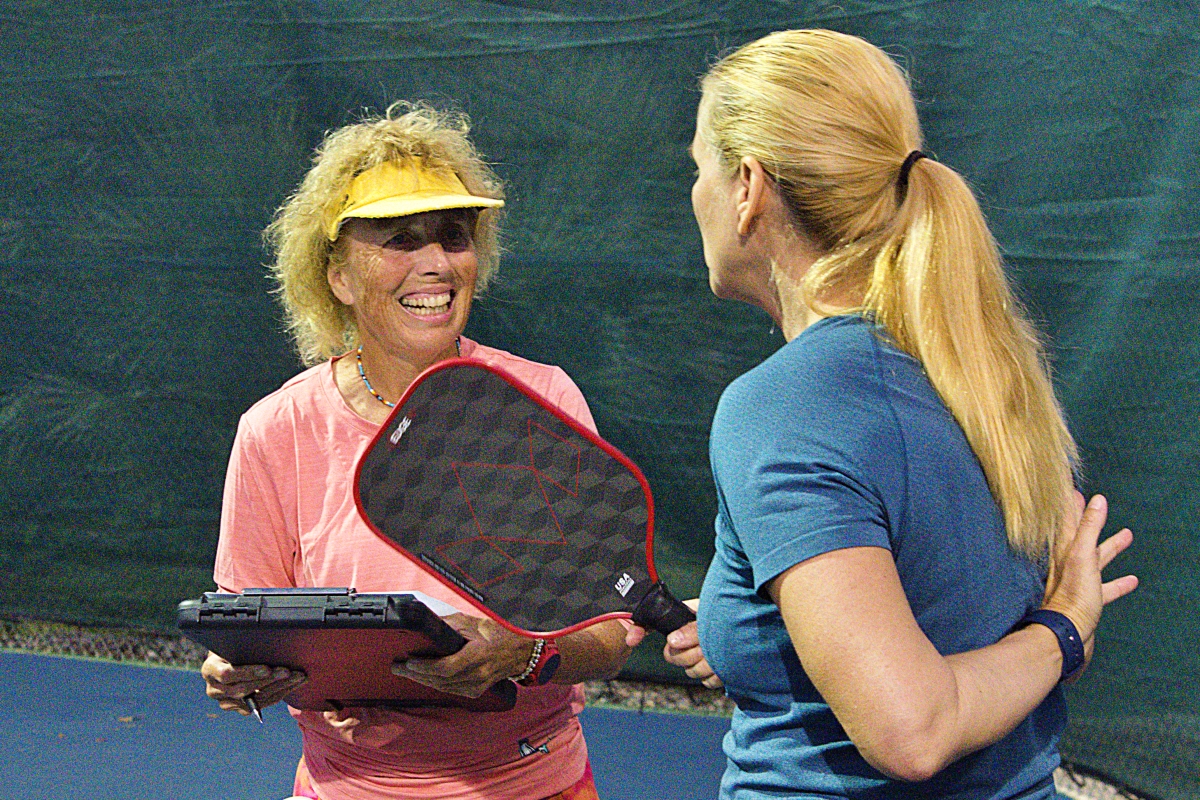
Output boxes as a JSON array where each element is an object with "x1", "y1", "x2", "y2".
[{"x1": 630, "y1": 581, "x2": 696, "y2": 635}]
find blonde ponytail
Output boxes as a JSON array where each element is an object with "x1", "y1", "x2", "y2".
[{"x1": 702, "y1": 29, "x2": 1077, "y2": 560}]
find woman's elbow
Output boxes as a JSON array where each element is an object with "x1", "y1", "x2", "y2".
[
  {"x1": 853, "y1": 713, "x2": 958, "y2": 783},
  {"x1": 861, "y1": 746, "x2": 949, "y2": 783}
]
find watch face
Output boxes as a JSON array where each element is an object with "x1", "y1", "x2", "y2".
[{"x1": 536, "y1": 651, "x2": 562, "y2": 685}]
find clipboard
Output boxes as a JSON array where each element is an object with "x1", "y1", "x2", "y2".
[{"x1": 177, "y1": 587, "x2": 517, "y2": 712}]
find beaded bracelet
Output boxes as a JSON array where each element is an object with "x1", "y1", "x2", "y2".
[{"x1": 513, "y1": 638, "x2": 546, "y2": 683}]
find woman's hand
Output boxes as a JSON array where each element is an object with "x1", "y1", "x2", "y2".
[
  {"x1": 664, "y1": 623, "x2": 723, "y2": 690},
  {"x1": 201, "y1": 651, "x2": 307, "y2": 715},
  {"x1": 756, "y1": 492, "x2": 1137, "y2": 781},
  {"x1": 624, "y1": 599, "x2": 723, "y2": 688},
  {"x1": 392, "y1": 613, "x2": 534, "y2": 698},
  {"x1": 1042, "y1": 492, "x2": 1138, "y2": 679}
]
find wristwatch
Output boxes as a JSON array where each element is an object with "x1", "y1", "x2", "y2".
[
  {"x1": 1019, "y1": 609, "x2": 1086, "y2": 683},
  {"x1": 514, "y1": 638, "x2": 561, "y2": 686}
]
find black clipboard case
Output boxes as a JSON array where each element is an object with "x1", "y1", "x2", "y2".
[{"x1": 177, "y1": 588, "x2": 516, "y2": 712}]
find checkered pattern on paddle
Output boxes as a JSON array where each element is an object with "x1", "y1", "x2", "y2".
[{"x1": 357, "y1": 362, "x2": 655, "y2": 636}]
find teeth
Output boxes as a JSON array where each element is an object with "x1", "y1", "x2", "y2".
[{"x1": 400, "y1": 292, "x2": 451, "y2": 315}]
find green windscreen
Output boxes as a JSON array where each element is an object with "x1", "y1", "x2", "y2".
[{"x1": 0, "y1": 2, "x2": 1195, "y2": 796}]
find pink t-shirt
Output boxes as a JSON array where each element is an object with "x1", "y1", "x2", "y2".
[{"x1": 214, "y1": 338, "x2": 596, "y2": 800}]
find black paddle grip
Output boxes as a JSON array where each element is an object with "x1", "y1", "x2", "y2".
[{"x1": 630, "y1": 581, "x2": 696, "y2": 635}]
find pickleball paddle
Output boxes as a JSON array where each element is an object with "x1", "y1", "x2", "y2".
[{"x1": 354, "y1": 358, "x2": 695, "y2": 638}]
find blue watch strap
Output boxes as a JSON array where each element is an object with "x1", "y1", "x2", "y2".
[{"x1": 1021, "y1": 609, "x2": 1086, "y2": 682}]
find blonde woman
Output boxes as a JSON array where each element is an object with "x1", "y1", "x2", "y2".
[
  {"x1": 651, "y1": 30, "x2": 1138, "y2": 799},
  {"x1": 200, "y1": 102, "x2": 628, "y2": 800}
]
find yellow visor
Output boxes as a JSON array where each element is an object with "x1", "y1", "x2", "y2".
[{"x1": 326, "y1": 160, "x2": 504, "y2": 240}]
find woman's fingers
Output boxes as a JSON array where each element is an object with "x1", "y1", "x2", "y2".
[
  {"x1": 203, "y1": 653, "x2": 276, "y2": 693},
  {"x1": 663, "y1": 623, "x2": 701, "y2": 666},
  {"x1": 1096, "y1": 528, "x2": 1138, "y2": 606},
  {"x1": 395, "y1": 670, "x2": 488, "y2": 697},
  {"x1": 212, "y1": 667, "x2": 291, "y2": 698},
  {"x1": 1046, "y1": 497, "x2": 1138, "y2": 642},
  {"x1": 217, "y1": 698, "x2": 251, "y2": 715},
  {"x1": 1097, "y1": 528, "x2": 1133, "y2": 570},
  {"x1": 624, "y1": 625, "x2": 648, "y2": 648},
  {"x1": 392, "y1": 614, "x2": 531, "y2": 697},
  {"x1": 1071, "y1": 494, "x2": 1109, "y2": 553},
  {"x1": 394, "y1": 658, "x2": 490, "y2": 696},
  {"x1": 666, "y1": 621, "x2": 700, "y2": 650},
  {"x1": 251, "y1": 672, "x2": 308, "y2": 708},
  {"x1": 212, "y1": 672, "x2": 300, "y2": 709},
  {"x1": 673, "y1": 647, "x2": 723, "y2": 688},
  {"x1": 665, "y1": 644, "x2": 705, "y2": 670},
  {"x1": 1061, "y1": 489, "x2": 1086, "y2": 534},
  {"x1": 396, "y1": 656, "x2": 502, "y2": 697},
  {"x1": 1046, "y1": 490, "x2": 1086, "y2": 600},
  {"x1": 201, "y1": 651, "x2": 306, "y2": 714},
  {"x1": 1101, "y1": 573, "x2": 1139, "y2": 606},
  {"x1": 661, "y1": 617, "x2": 723, "y2": 687},
  {"x1": 668, "y1": 639, "x2": 719, "y2": 684},
  {"x1": 201, "y1": 651, "x2": 248, "y2": 687}
]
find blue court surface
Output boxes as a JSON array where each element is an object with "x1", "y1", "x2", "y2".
[{"x1": 0, "y1": 651, "x2": 730, "y2": 800}]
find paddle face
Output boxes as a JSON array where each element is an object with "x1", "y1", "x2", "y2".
[{"x1": 355, "y1": 359, "x2": 659, "y2": 637}]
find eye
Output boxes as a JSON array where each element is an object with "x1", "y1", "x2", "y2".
[
  {"x1": 383, "y1": 229, "x2": 422, "y2": 251},
  {"x1": 439, "y1": 219, "x2": 474, "y2": 253}
]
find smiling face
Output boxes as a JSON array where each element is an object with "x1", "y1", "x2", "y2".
[{"x1": 328, "y1": 209, "x2": 479, "y2": 364}]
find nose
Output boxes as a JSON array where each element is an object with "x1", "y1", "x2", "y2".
[{"x1": 414, "y1": 242, "x2": 452, "y2": 276}]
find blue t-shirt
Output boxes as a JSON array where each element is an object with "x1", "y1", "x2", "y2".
[{"x1": 698, "y1": 315, "x2": 1065, "y2": 800}]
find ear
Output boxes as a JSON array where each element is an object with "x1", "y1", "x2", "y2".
[
  {"x1": 735, "y1": 156, "x2": 771, "y2": 237},
  {"x1": 327, "y1": 257, "x2": 357, "y2": 306}
]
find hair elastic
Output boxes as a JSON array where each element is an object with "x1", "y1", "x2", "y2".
[{"x1": 896, "y1": 150, "x2": 927, "y2": 202}]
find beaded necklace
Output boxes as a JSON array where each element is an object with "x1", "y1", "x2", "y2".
[{"x1": 356, "y1": 338, "x2": 461, "y2": 408}]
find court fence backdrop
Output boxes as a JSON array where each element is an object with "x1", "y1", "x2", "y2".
[{"x1": 0, "y1": 2, "x2": 1196, "y2": 798}]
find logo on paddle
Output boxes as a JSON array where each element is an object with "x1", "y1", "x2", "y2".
[
  {"x1": 615, "y1": 573, "x2": 635, "y2": 597},
  {"x1": 389, "y1": 416, "x2": 413, "y2": 445}
]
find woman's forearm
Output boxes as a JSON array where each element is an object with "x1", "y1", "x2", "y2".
[
  {"x1": 938, "y1": 624, "x2": 1062, "y2": 764},
  {"x1": 771, "y1": 547, "x2": 1065, "y2": 782},
  {"x1": 552, "y1": 620, "x2": 632, "y2": 684},
  {"x1": 859, "y1": 623, "x2": 1063, "y2": 781}
]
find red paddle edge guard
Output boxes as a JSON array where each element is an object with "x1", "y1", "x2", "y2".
[{"x1": 352, "y1": 357, "x2": 674, "y2": 640}]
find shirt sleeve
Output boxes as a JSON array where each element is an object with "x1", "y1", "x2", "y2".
[
  {"x1": 730, "y1": 452, "x2": 892, "y2": 593},
  {"x1": 213, "y1": 415, "x2": 300, "y2": 591},
  {"x1": 543, "y1": 366, "x2": 598, "y2": 434},
  {"x1": 713, "y1": 349, "x2": 897, "y2": 594}
]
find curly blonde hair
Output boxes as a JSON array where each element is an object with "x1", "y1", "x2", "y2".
[{"x1": 264, "y1": 101, "x2": 505, "y2": 365}]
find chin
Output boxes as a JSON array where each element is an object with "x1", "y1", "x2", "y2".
[
  {"x1": 708, "y1": 277, "x2": 741, "y2": 303},
  {"x1": 706, "y1": 263, "x2": 743, "y2": 302}
]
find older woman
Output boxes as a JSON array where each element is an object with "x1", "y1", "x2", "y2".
[
  {"x1": 201, "y1": 102, "x2": 629, "y2": 800},
  {"x1": 642, "y1": 29, "x2": 1138, "y2": 799}
]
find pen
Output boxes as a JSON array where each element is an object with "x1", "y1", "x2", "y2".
[{"x1": 245, "y1": 693, "x2": 264, "y2": 724}]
